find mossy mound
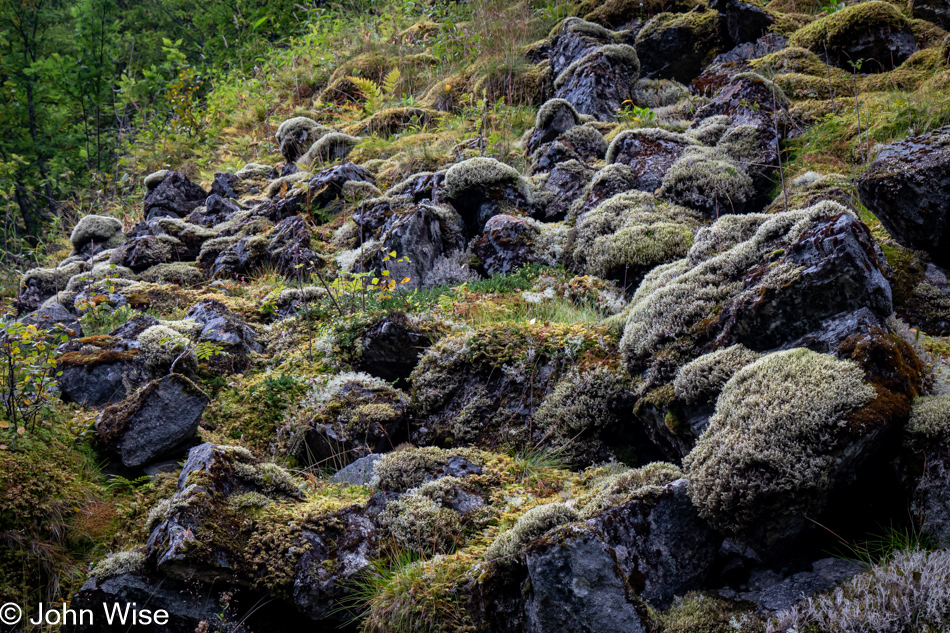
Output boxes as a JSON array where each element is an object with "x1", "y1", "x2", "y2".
[
  {"x1": 138, "y1": 262, "x2": 205, "y2": 286},
  {"x1": 344, "y1": 107, "x2": 443, "y2": 137},
  {"x1": 578, "y1": 0, "x2": 701, "y2": 29},
  {"x1": 571, "y1": 191, "x2": 703, "y2": 285},
  {"x1": 658, "y1": 146, "x2": 756, "y2": 217},
  {"x1": 684, "y1": 348, "x2": 877, "y2": 544}
]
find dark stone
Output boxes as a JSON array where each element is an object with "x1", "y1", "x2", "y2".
[
  {"x1": 529, "y1": 126, "x2": 608, "y2": 175},
  {"x1": 709, "y1": 0, "x2": 773, "y2": 46},
  {"x1": 184, "y1": 299, "x2": 262, "y2": 373},
  {"x1": 608, "y1": 130, "x2": 696, "y2": 192},
  {"x1": 21, "y1": 302, "x2": 82, "y2": 336},
  {"x1": 534, "y1": 160, "x2": 595, "y2": 221},
  {"x1": 96, "y1": 374, "x2": 209, "y2": 469},
  {"x1": 186, "y1": 194, "x2": 241, "y2": 227},
  {"x1": 387, "y1": 171, "x2": 444, "y2": 202},
  {"x1": 553, "y1": 45, "x2": 640, "y2": 121},
  {"x1": 635, "y1": 6, "x2": 722, "y2": 84},
  {"x1": 533, "y1": 17, "x2": 619, "y2": 77},
  {"x1": 473, "y1": 214, "x2": 545, "y2": 276},
  {"x1": 202, "y1": 215, "x2": 320, "y2": 280},
  {"x1": 857, "y1": 126, "x2": 950, "y2": 267},
  {"x1": 59, "y1": 362, "x2": 128, "y2": 408},
  {"x1": 912, "y1": 0, "x2": 950, "y2": 30},
  {"x1": 331, "y1": 453, "x2": 383, "y2": 486},
  {"x1": 719, "y1": 213, "x2": 893, "y2": 351},
  {"x1": 357, "y1": 312, "x2": 433, "y2": 383},
  {"x1": 63, "y1": 573, "x2": 227, "y2": 633},
  {"x1": 210, "y1": 171, "x2": 240, "y2": 199},
  {"x1": 524, "y1": 100, "x2": 580, "y2": 156},
  {"x1": 143, "y1": 171, "x2": 207, "y2": 221},
  {"x1": 306, "y1": 162, "x2": 376, "y2": 211},
  {"x1": 737, "y1": 558, "x2": 864, "y2": 612},
  {"x1": 909, "y1": 452, "x2": 950, "y2": 544}
]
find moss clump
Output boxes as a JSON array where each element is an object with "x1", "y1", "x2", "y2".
[
  {"x1": 274, "y1": 116, "x2": 321, "y2": 145},
  {"x1": 90, "y1": 549, "x2": 146, "y2": 580},
  {"x1": 483, "y1": 502, "x2": 578, "y2": 563},
  {"x1": 764, "y1": 171, "x2": 855, "y2": 214},
  {"x1": 655, "y1": 592, "x2": 764, "y2": 633},
  {"x1": 787, "y1": 1, "x2": 910, "y2": 54},
  {"x1": 139, "y1": 262, "x2": 205, "y2": 286},
  {"x1": 685, "y1": 115, "x2": 732, "y2": 145},
  {"x1": 136, "y1": 324, "x2": 196, "y2": 376},
  {"x1": 673, "y1": 344, "x2": 763, "y2": 406},
  {"x1": 658, "y1": 146, "x2": 755, "y2": 216},
  {"x1": 373, "y1": 446, "x2": 489, "y2": 492},
  {"x1": 636, "y1": 7, "x2": 721, "y2": 46},
  {"x1": 376, "y1": 477, "x2": 480, "y2": 555},
  {"x1": 143, "y1": 170, "x2": 169, "y2": 189},
  {"x1": 302, "y1": 132, "x2": 360, "y2": 165},
  {"x1": 534, "y1": 364, "x2": 632, "y2": 436},
  {"x1": 576, "y1": 462, "x2": 683, "y2": 518},
  {"x1": 344, "y1": 107, "x2": 442, "y2": 137},
  {"x1": 554, "y1": 43, "x2": 641, "y2": 90},
  {"x1": 579, "y1": 0, "x2": 700, "y2": 28},
  {"x1": 444, "y1": 157, "x2": 521, "y2": 196},
  {"x1": 70, "y1": 214, "x2": 125, "y2": 252},
  {"x1": 236, "y1": 163, "x2": 274, "y2": 180},
  {"x1": 534, "y1": 98, "x2": 580, "y2": 131},
  {"x1": 906, "y1": 395, "x2": 950, "y2": 450},
  {"x1": 683, "y1": 348, "x2": 877, "y2": 537},
  {"x1": 571, "y1": 191, "x2": 703, "y2": 282},
  {"x1": 283, "y1": 371, "x2": 408, "y2": 467},
  {"x1": 265, "y1": 172, "x2": 309, "y2": 198}
]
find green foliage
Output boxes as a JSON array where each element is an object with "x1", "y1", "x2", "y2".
[
  {"x1": 78, "y1": 302, "x2": 134, "y2": 337},
  {"x1": 0, "y1": 319, "x2": 66, "y2": 443}
]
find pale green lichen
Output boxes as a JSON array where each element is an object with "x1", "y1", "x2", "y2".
[
  {"x1": 377, "y1": 478, "x2": 467, "y2": 554},
  {"x1": 70, "y1": 215, "x2": 125, "y2": 251},
  {"x1": 658, "y1": 146, "x2": 755, "y2": 214},
  {"x1": 91, "y1": 549, "x2": 146, "y2": 580},
  {"x1": 534, "y1": 364, "x2": 632, "y2": 437},
  {"x1": 685, "y1": 115, "x2": 732, "y2": 146},
  {"x1": 236, "y1": 163, "x2": 274, "y2": 180},
  {"x1": 572, "y1": 191, "x2": 703, "y2": 280},
  {"x1": 577, "y1": 462, "x2": 683, "y2": 518},
  {"x1": 342, "y1": 180, "x2": 382, "y2": 202},
  {"x1": 787, "y1": 1, "x2": 909, "y2": 56},
  {"x1": 231, "y1": 461, "x2": 301, "y2": 497},
  {"x1": 632, "y1": 78, "x2": 690, "y2": 109},
  {"x1": 683, "y1": 348, "x2": 877, "y2": 536},
  {"x1": 906, "y1": 395, "x2": 950, "y2": 450},
  {"x1": 265, "y1": 172, "x2": 309, "y2": 198},
  {"x1": 484, "y1": 503, "x2": 579, "y2": 562},
  {"x1": 534, "y1": 98, "x2": 580, "y2": 130},
  {"x1": 444, "y1": 157, "x2": 523, "y2": 200},
  {"x1": 673, "y1": 344, "x2": 764, "y2": 406},
  {"x1": 302, "y1": 132, "x2": 360, "y2": 165},
  {"x1": 137, "y1": 324, "x2": 195, "y2": 375},
  {"x1": 373, "y1": 446, "x2": 487, "y2": 493}
]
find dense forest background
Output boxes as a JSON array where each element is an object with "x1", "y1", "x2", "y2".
[{"x1": 0, "y1": 0, "x2": 331, "y2": 258}]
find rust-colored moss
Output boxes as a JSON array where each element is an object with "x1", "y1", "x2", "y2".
[{"x1": 58, "y1": 348, "x2": 138, "y2": 368}]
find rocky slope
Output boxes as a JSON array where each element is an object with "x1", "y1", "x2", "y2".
[{"x1": 7, "y1": 0, "x2": 950, "y2": 631}]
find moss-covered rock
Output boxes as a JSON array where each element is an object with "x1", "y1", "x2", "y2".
[
  {"x1": 282, "y1": 372, "x2": 409, "y2": 468},
  {"x1": 70, "y1": 214, "x2": 126, "y2": 255},
  {"x1": 442, "y1": 157, "x2": 533, "y2": 233},
  {"x1": 343, "y1": 107, "x2": 442, "y2": 137},
  {"x1": 571, "y1": 191, "x2": 703, "y2": 286},
  {"x1": 636, "y1": 6, "x2": 723, "y2": 84},
  {"x1": 553, "y1": 43, "x2": 641, "y2": 121},
  {"x1": 658, "y1": 146, "x2": 756, "y2": 216},
  {"x1": 579, "y1": 0, "x2": 701, "y2": 29},
  {"x1": 275, "y1": 117, "x2": 334, "y2": 163},
  {"x1": 301, "y1": 132, "x2": 360, "y2": 166},
  {"x1": 138, "y1": 262, "x2": 205, "y2": 286},
  {"x1": 787, "y1": 1, "x2": 918, "y2": 72}
]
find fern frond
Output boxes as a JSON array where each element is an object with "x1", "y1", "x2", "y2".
[
  {"x1": 347, "y1": 75, "x2": 383, "y2": 114},
  {"x1": 382, "y1": 68, "x2": 401, "y2": 98}
]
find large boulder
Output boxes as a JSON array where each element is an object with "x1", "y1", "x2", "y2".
[
  {"x1": 473, "y1": 214, "x2": 567, "y2": 276},
  {"x1": 441, "y1": 157, "x2": 534, "y2": 234},
  {"x1": 553, "y1": 44, "x2": 641, "y2": 121},
  {"x1": 275, "y1": 116, "x2": 333, "y2": 163},
  {"x1": 857, "y1": 126, "x2": 950, "y2": 267},
  {"x1": 183, "y1": 299, "x2": 261, "y2": 372},
  {"x1": 709, "y1": 0, "x2": 773, "y2": 46},
  {"x1": 199, "y1": 215, "x2": 319, "y2": 279},
  {"x1": 605, "y1": 129, "x2": 698, "y2": 193},
  {"x1": 912, "y1": 0, "x2": 950, "y2": 30},
  {"x1": 787, "y1": 1, "x2": 917, "y2": 72},
  {"x1": 143, "y1": 171, "x2": 207, "y2": 221},
  {"x1": 529, "y1": 124, "x2": 608, "y2": 175},
  {"x1": 96, "y1": 374, "x2": 209, "y2": 469},
  {"x1": 356, "y1": 312, "x2": 434, "y2": 383},
  {"x1": 532, "y1": 17, "x2": 621, "y2": 77},
  {"x1": 523, "y1": 99, "x2": 581, "y2": 156},
  {"x1": 70, "y1": 215, "x2": 126, "y2": 257},
  {"x1": 635, "y1": 6, "x2": 723, "y2": 84},
  {"x1": 58, "y1": 336, "x2": 136, "y2": 408},
  {"x1": 531, "y1": 160, "x2": 595, "y2": 222}
]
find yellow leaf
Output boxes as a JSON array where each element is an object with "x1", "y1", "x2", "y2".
[
  {"x1": 0, "y1": 421, "x2": 9, "y2": 429},
  {"x1": 382, "y1": 270, "x2": 390, "y2": 276},
  {"x1": 16, "y1": 427, "x2": 25, "y2": 436},
  {"x1": 401, "y1": 277, "x2": 411, "y2": 284},
  {"x1": 389, "y1": 251, "x2": 397, "y2": 258}
]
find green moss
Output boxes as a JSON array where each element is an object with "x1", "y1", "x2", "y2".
[
  {"x1": 788, "y1": 1, "x2": 909, "y2": 54},
  {"x1": 636, "y1": 7, "x2": 721, "y2": 49},
  {"x1": 136, "y1": 324, "x2": 196, "y2": 375},
  {"x1": 571, "y1": 191, "x2": 702, "y2": 281},
  {"x1": 70, "y1": 214, "x2": 125, "y2": 251},
  {"x1": 236, "y1": 163, "x2": 274, "y2": 180},
  {"x1": 274, "y1": 116, "x2": 322, "y2": 144},
  {"x1": 377, "y1": 477, "x2": 473, "y2": 555},
  {"x1": 685, "y1": 115, "x2": 732, "y2": 146},
  {"x1": 683, "y1": 348, "x2": 876, "y2": 537},
  {"x1": 483, "y1": 502, "x2": 578, "y2": 563},
  {"x1": 443, "y1": 156, "x2": 524, "y2": 200},
  {"x1": 265, "y1": 171, "x2": 309, "y2": 198},
  {"x1": 655, "y1": 592, "x2": 764, "y2": 633},
  {"x1": 302, "y1": 132, "x2": 360, "y2": 165},
  {"x1": 373, "y1": 447, "x2": 489, "y2": 492},
  {"x1": 143, "y1": 170, "x2": 169, "y2": 189},
  {"x1": 576, "y1": 462, "x2": 682, "y2": 518},
  {"x1": 906, "y1": 395, "x2": 950, "y2": 450},
  {"x1": 658, "y1": 146, "x2": 755, "y2": 214},
  {"x1": 533, "y1": 363, "x2": 632, "y2": 435},
  {"x1": 139, "y1": 262, "x2": 205, "y2": 286}
]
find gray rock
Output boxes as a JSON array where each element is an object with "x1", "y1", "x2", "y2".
[
  {"x1": 635, "y1": 6, "x2": 722, "y2": 84},
  {"x1": 857, "y1": 126, "x2": 950, "y2": 267},
  {"x1": 710, "y1": 0, "x2": 773, "y2": 46},
  {"x1": 532, "y1": 159, "x2": 595, "y2": 221},
  {"x1": 911, "y1": 453, "x2": 950, "y2": 544},
  {"x1": 526, "y1": 529, "x2": 648, "y2": 633},
  {"x1": 331, "y1": 453, "x2": 383, "y2": 486},
  {"x1": 96, "y1": 374, "x2": 209, "y2": 469},
  {"x1": 912, "y1": 0, "x2": 950, "y2": 29},
  {"x1": 738, "y1": 558, "x2": 864, "y2": 612},
  {"x1": 22, "y1": 301, "x2": 82, "y2": 336},
  {"x1": 473, "y1": 214, "x2": 545, "y2": 276},
  {"x1": 357, "y1": 312, "x2": 433, "y2": 383},
  {"x1": 607, "y1": 129, "x2": 695, "y2": 193},
  {"x1": 63, "y1": 573, "x2": 226, "y2": 633},
  {"x1": 143, "y1": 171, "x2": 207, "y2": 221},
  {"x1": 185, "y1": 299, "x2": 262, "y2": 354},
  {"x1": 554, "y1": 44, "x2": 640, "y2": 121},
  {"x1": 60, "y1": 361, "x2": 127, "y2": 408}
]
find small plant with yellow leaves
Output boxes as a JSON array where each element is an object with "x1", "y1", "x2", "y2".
[{"x1": 0, "y1": 318, "x2": 68, "y2": 447}]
